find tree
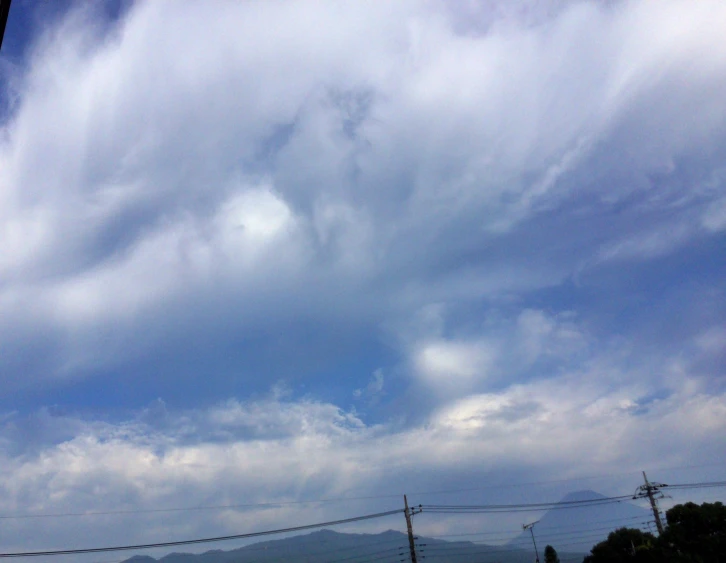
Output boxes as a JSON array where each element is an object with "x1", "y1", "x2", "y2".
[
  {"x1": 659, "y1": 501, "x2": 726, "y2": 562},
  {"x1": 582, "y1": 502, "x2": 726, "y2": 563},
  {"x1": 583, "y1": 527, "x2": 658, "y2": 563},
  {"x1": 544, "y1": 545, "x2": 560, "y2": 563}
]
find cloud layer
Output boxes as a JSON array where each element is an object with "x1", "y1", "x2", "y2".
[
  {"x1": 1, "y1": 374, "x2": 724, "y2": 557},
  {"x1": 1, "y1": 0, "x2": 725, "y2": 556},
  {"x1": 1, "y1": 0, "x2": 725, "y2": 391}
]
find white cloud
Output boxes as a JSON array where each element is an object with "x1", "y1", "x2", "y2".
[
  {"x1": 1, "y1": 0, "x2": 726, "y2": 553},
  {"x1": 702, "y1": 196, "x2": 726, "y2": 232},
  {"x1": 0, "y1": 372, "x2": 724, "y2": 556},
  {"x1": 694, "y1": 327, "x2": 726, "y2": 355},
  {"x1": 354, "y1": 369, "x2": 385, "y2": 402},
  {"x1": 415, "y1": 339, "x2": 497, "y2": 385},
  {"x1": 516, "y1": 309, "x2": 586, "y2": 363},
  {"x1": 407, "y1": 308, "x2": 588, "y2": 396},
  {"x1": 0, "y1": 0, "x2": 725, "y2": 382}
]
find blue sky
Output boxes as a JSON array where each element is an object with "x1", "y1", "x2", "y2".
[{"x1": 0, "y1": 0, "x2": 725, "y2": 558}]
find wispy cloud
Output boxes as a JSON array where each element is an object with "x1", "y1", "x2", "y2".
[{"x1": 1, "y1": 0, "x2": 725, "y2": 553}]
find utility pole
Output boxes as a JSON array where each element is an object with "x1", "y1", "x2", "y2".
[
  {"x1": 404, "y1": 495, "x2": 421, "y2": 563},
  {"x1": 635, "y1": 471, "x2": 665, "y2": 534},
  {"x1": 523, "y1": 521, "x2": 540, "y2": 563}
]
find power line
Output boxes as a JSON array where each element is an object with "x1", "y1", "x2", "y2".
[
  {"x1": 0, "y1": 497, "x2": 403, "y2": 521},
  {"x1": 288, "y1": 537, "x2": 407, "y2": 556},
  {"x1": 423, "y1": 540, "x2": 594, "y2": 560},
  {"x1": 409, "y1": 521, "x2": 657, "y2": 558},
  {"x1": 339, "y1": 554, "x2": 403, "y2": 563},
  {"x1": 205, "y1": 534, "x2": 409, "y2": 559},
  {"x1": 423, "y1": 495, "x2": 633, "y2": 507},
  {"x1": 665, "y1": 481, "x2": 726, "y2": 490},
  {"x1": 495, "y1": 524, "x2": 655, "y2": 545},
  {"x1": 424, "y1": 531, "x2": 637, "y2": 553},
  {"x1": 419, "y1": 479, "x2": 726, "y2": 514},
  {"x1": 402, "y1": 462, "x2": 726, "y2": 498},
  {"x1": 427, "y1": 514, "x2": 649, "y2": 537},
  {"x1": 426, "y1": 521, "x2": 654, "y2": 545},
  {"x1": 294, "y1": 517, "x2": 652, "y2": 562},
  {"x1": 2, "y1": 468, "x2": 724, "y2": 521},
  {"x1": 423, "y1": 529, "x2": 653, "y2": 558},
  {"x1": 0, "y1": 477, "x2": 721, "y2": 558},
  {"x1": 0, "y1": 509, "x2": 403, "y2": 559},
  {"x1": 325, "y1": 546, "x2": 406, "y2": 563},
  {"x1": 419, "y1": 519, "x2": 663, "y2": 560},
  {"x1": 421, "y1": 494, "x2": 634, "y2": 513}
]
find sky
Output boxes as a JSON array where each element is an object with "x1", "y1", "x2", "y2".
[{"x1": 0, "y1": 0, "x2": 725, "y2": 559}]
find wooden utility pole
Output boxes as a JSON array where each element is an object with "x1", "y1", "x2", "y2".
[
  {"x1": 639, "y1": 471, "x2": 665, "y2": 534},
  {"x1": 522, "y1": 521, "x2": 540, "y2": 563},
  {"x1": 404, "y1": 495, "x2": 418, "y2": 563}
]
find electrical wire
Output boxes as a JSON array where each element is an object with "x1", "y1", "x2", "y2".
[
  {"x1": 476, "y1": 525, "x2": 654, "y2": 547},
  {"x1": 424, "y1": 497, "x2": 630, "y2": 514},
  {"x1": 421, "y1": 531, "x2": 650, "y2": 559},
  {"x1": 400, "y1": 462, "x2": 726, "y2": 499},
  {"x1": 343, "y1": 554, "x2": 403, "y2": 563},
  {"x1": 1, "y1": 472, "x2": 723, "y2": 521},
  {"x1": 0, "y1": 509, "x2": 403, "y2": 558},
  {"x1": 0, "y1": 479, "x2": 721, "y2": 558},
  {"x1": 420, "y1": 522, "x2": 657, "y2": 560},
  {"x1": 665, "y1": 481, "x2": 726, "y2": 490},
  {"x1": 325, "y1": 546, "x2": 407, "y2": 563},
  {"x1": 420, "y1": 544, "x2": 571, "y2": 559},
  {"x1": 0, "y1": 499, "x2": 402, "y2": 521},
  {"x1": 205, "y1": 534, "x2": 409, "y2": 559},
  {"x1": 424, "y1": 530, "x2": 643, "y2": 553},
  {"x1": 426, "y1": 514, "x2": 649, "y2": 538},
  {"x1": 423, "y1": 494, "x2": 634, "y2": 510},
  {"x1": 418, "y1": 517, "x2": 657, "y2": 559},
  {"x1": 453, "y1": 522, "x2": 655, "y2": 545}
]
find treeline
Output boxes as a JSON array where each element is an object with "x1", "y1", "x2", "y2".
[{"x1": 576, "y1": 501, "x2": 725, "y2": 562}]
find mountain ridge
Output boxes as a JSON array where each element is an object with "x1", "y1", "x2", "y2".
[{"x1": 121, "y1": 490, "x2": 651, "y2": 563}]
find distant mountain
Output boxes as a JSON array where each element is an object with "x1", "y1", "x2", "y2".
[
  {"x1": 507, "y1": 489, "x2": 652, "y2": 554},
  {"x1": 120, "y1": 528, "x2": 581, "y2": 563},
  {"x1": 119, "y1": 490, "x2": 651, "y2": 563}
]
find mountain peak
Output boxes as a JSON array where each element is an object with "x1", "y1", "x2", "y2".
[{"x1": 508, "y1": 489, "x2": 650, "y2": 553}]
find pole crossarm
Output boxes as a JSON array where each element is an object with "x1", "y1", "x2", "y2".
[{"x1": 633, "y1": 471, "x2": 665, "y2": 534}]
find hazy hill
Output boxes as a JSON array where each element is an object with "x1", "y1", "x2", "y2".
[
  {"x1": 120, "y1": 490, "x2": 652, "y2": 563},
  {"x1": 507, "y1": 490, "x2": 652, "y2": 553},
  {"x1": 122, "y1": 528, "x2": 580, "y2": 563}
]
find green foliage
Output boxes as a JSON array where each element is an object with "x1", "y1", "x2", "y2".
[
  {"x1": 583, "y1": 502, "x2": 726, "y2": 563},
  {"x1": 659, "y1": 501, "x2": 726, "y2": 562},
  {"x1": 544, "y1": 545, "x2": 560, "y2": 563},
  {"x1": 583, "y1": 527, "x2": 657, "y2": 563}
]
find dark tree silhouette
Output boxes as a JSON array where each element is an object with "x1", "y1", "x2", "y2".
[
  {"x1": 544, "y1": 544, "x2": 560, "y2": 563},
  {"x1": 583, "y1": 527, "x2": 657, "y2": 563},
  {"x1": 583, "y1": 502, "x2": 726, "y2": 563},
  {"x1": 659, "y1": 501, "x2": 726, "y2": 562}
]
